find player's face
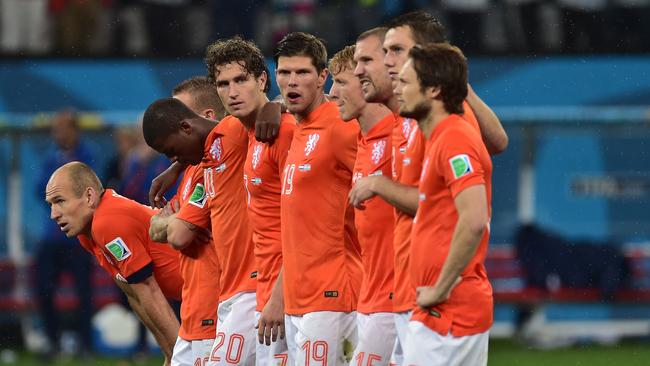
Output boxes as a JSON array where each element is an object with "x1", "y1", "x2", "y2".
[
  {"x1": 152, "y1": 126, "x2": 204, "y2": 165},
  {"x1": 353, "y1": 35, "x2": 393, "y2": 104},
  {"x1": 45, "y1": 173, "x2": 93, "y2": 238},
  {"x1": 395, "y1": 59, "x2": 431, "y2": 121},
  {"x1": 276, "y1": 55, "x2": 327, "y2": 117},
  {"x1": 329, "y1": 68, "x2": 366, "y2": 122},
  {"x1": 215, "y1": 62, "x2": 267, "y2": 119},
  {"x1": 384, "y1": 26, "x2": 417, "y2": 87}
]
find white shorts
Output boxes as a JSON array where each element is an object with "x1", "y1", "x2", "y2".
[
  {"x1": 402, "y1": 321, "x2": 489, "y2": 366},
  {"x1": 254, "y1": 311, "x2": 290, "y2": 366},
  {"x1": 172, "y1": 337, "x2": 214, "y2": 366},
  {"x1": 285, "y1": 311, "x2": 357, "y2": 366},
  {"x1": 351, "y1": 312, "x2": 396, "y2": 366},
  {"x1": 208, "y1": 292, "x2": 257, "y2": 366},
  {"x1": 389, "y1": 311, "x2": 411, "y2": 366}
]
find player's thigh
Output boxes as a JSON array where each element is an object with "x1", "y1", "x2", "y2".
[
  {"x1": 209, "y1": 292, "x2": 257, "y2": 366},
  {"x1": 389, "y1": 311, "x2": 411, "y2": 366},
  {"x1": 254, "y1": 311, "x2": 290, "y2": 366},
  {"x1": 352, "y1": 312, "x2": 396, "y2": 366},
  {"x1": 403, "y1": 321, "x2": 488, "y2": 366},
  {"x1": 191, "y1": 339, "x2": 214, "y2": 366},
  {"x1": 172, "y1": 337, "x2": 193, "y2": 366},
  {"x1": 294, "y1": 311, "x2": 357, "y2": 366}
]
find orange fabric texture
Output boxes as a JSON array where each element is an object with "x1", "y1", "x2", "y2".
[
  {"x1": 353, "y1": 113, "x2": 396, "y2": 314},
  {"x1": 78, "y1": 189, "x2": 182, "y2": 301},
  {"x1": 244, "y1": 114, "x2": 296, "y2": 311},
  {"x1": 174, "y1": 164, "x2": 220, "y2": 340},
  {"x1": 202, "y1": 117, "x2": 256, "y2": 301},
  {"x1": 410, "y1": 113, "x2": 493, "y2": 337},
  {"x1": 281, "y1": 101, "x2": 363, "y2": 315}
]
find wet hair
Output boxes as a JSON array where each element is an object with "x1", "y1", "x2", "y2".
[
  {"x1": 356, "y1": 27, "x2": 388, "y2": 43},
  {"x1": 142, "y1": 98, "x2": 197, "y2": 147},
  {"x1": 273, "y1": 32, "x2": 328, "y2": 73},
  {"x1": 409, "y1": 43, "x2": 467, "y2": 115},
  {"x1": 172, "y1": 76, "x2": 226, "y2": 118},
  {"x1": 204, "y1": 36, "x2": 270, "y2": 93},
  {"x1": 387, "y1": 10, "x2": 446, "y2": 45},
  {"x1": 329, "y1": 45, "x2": 356, "y2": 76},
  {"x1": 64, "y1": 161, "x2": 104, "y2": 197}
]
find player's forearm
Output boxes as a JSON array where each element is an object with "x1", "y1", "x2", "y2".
[
  {"x1": 167, "y1": 218, "x2": 198, "y2": 250},
  {"x1": 130, "y1": 278, "x2": 180, "y2": 358},
  {"x1": 372, "y1": 176, "x2": 419, "y2": 216},
  {"x1": 149, "y1": 214, "x2": 173, "y2": 242},
  {"x1": 269, "y1": 268, "x2": 285, "y2": 306},
  {"x1": 433, "y1": 206, "x2": 487, "y2": 297},
  {"x1": 466, "y1": 85, "x2": 508, "y2": 155}
]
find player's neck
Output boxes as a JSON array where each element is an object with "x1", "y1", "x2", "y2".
[
  {"x1": 358, "y1": 103, "x2": 391, "y2": 135},
  {"x1": 295, "y1": 92, "x2": 327, "y2": 123},
  {"x1": 241, "y1": 95, "x2": 270, "y2": 130},
  {"x1": 385, "y1": 95, "x2": 400, "y2": 115},
  {"x1": 197, "y1": 117, "x2": 218, "y2": 141},
  {"x1": 421, "y1": 109, "x2": 450, "y2": 139}
]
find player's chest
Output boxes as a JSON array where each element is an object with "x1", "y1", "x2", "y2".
[{"x1": 353, "y1": 137, "x2": 391, "y2": 184}]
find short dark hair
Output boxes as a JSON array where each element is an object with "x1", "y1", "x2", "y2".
[
  {"x1": 142, "y1": 98, "x2": 197, "y2": 147},
  {"x1": 387, "y1": 11, "x2": 446, "y2": 45},
  {"x1": 204, "y1": 36, "x2": 270, "y2": 93},
  {"x1": 172, "y1": 76, "x2": 226, "y2": 118},
  {"x1": 329, "y1": 45, "x2": 356, "y2": 76},
  {"x1": 357, "y1": 27, "x2": 388, "y2": 43},
  {"x1": 64, "y1": 161, "x2": 103, "y2": 197},
  {"x1": 409, "y1": 43, "x2": 467, "y2": 115},
  {"x1": 273, "y1": 32, "x2": 328, "y2": 73}
]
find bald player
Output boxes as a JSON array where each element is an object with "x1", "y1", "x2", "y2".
[
  {"x1": 396, "y1": 43, "x2": 493, "y2": 366},
  {"x1": 349, "y1": 18, "x2": 507, "y2": 365},
  {"x1": 45, "y1": 162, "x2": 183, "y2": 366},
  {"x1": 328, "y1": 45, "x2": 396, "y2": 366},
  {"x1": 274, "y1": 32, "x2": 363, "y2": 366},
  {"x1": 149, "y1": 76, "x2": 223, "y2": 366}
]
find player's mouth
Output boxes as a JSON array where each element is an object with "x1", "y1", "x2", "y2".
[
  {"x1": 388, "y1": 72, "x2": 398, "y2": 81},
  {"x1": 286, "y1": 92, "x2": 301, "y2": 104},
  {"x1": 360, "y1": 79, "x2": 372, "y2": 92},
  {"x1": 58, "y1": 222, "x2": 69, "y2": 233},
  {"x1": 229, "y1": 101, "x2": 243, "y2": 109}
]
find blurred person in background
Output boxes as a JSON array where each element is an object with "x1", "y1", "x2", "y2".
[
  {"x1": 557, "y1": 0, "x2": 607, "y2": 52},
  {"x1": 35, "y1": 109, "x2": 98, "y2": 359},
  {"x1": 105, "y1": 125, "x2": 138, "y2": 190},
  {"x1": 0, "y1": 0, "x2": 50, "y2": 54},
  {"x1": 49, "y1": 0, "x2": 107, "y2": 55}
]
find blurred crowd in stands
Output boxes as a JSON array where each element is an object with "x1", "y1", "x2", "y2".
[{"x1": 1, "y1": 0, "x2": 649, "y2": 57}]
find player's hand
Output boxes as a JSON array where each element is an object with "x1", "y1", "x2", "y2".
[
  {"x1": 256, "y1": 297, "x2": 285, "y2": 345},
  {"x1": 255, "y1": 101, "x2": 281, "y2": 143},
  {"x1": 162, "y1": 356, "x2": 171, "y2": 366},
  {"x1": 416, "y1": 277, "x2": 462, "y2": 309},
  {"x1": 161, "y1": 199, "x2": 179, "y2": 217},
  {"x1": 349, "y1": 176, "x2": 380, "y2": 209},
  {"x1": 194, "y1": 226, "x2": 212, "y2": 244},
  {"x1": 149, "y1": 162, "x2": 184, "y2": 208}
]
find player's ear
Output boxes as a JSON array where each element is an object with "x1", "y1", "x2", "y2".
[
  {"x1": 203, "y1": 109, "x2": 215, "y2": 120},
  {"x1": 179, "y1": 119, "x2": 193, "y2": 135},
  {"x1": 429, "y1": 86, "x2": 441, "y2": 100},
  {"x1": 85, "y1": 186, "x2": 99, "y2": 207},
  {"x1": 258, "y1": 71, "x2": 268, "y2": 92},
  {"x1": 317, "y1": 68, "x2": 329, "y2": 89}
]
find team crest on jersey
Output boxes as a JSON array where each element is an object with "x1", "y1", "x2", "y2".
[
  {"x1": 251, "y1": 143, "x2": 263, "y2": 169},
  {"x1": 304, "y1": 133, "x2": 320, "y2": 156},
  {"x1": 105, "y1": 237, "x2": 131, "y2": 262},
  {"x1": 210, "y1": 138, "x2": 223, "y2": 162},
  {"x1": 371, "y1": 140, "x2": 386, "y2": 165},
  {"x1": 401, "y1": 118, "x2": 412, "y2": 139}
]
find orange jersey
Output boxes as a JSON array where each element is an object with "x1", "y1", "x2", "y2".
[
  {"x1": 281, "y1": 101, "x2": 363, "y2": 315},
  {"x1": 410, "y1": 113, "x2": 493, "y2": 337},
  {"x1": 244, "y1": 114, "x2": 296, "y2": 311},
  {"x1": 77, "y1": 189, "x2": 182, "y2": 300},
  {"x1": 174, "y1": 164, "x2": 220, "y2": 340},
  {"x1": 391, "y1": 101, "x2": 480, "y2": 312},
  {"x1": 353, "y1": 113, "x2": 396, "y2": 314},
  {"x1": 201, "y1": 117, "x2": 256, "y2": 301}
]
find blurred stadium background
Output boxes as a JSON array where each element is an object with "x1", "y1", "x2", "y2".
[{"x1": 1, "y1": 0, "x2": 650, "y2": 365}]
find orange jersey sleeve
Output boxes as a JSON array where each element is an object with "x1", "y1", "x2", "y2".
[
  {"x1": 244, "y1": 114, "x2": 296, "y2": 311},
  {"x1": 90, "y1": 190, "x2": 182, "y2": 300},
  {"x1": 410, "y1": 114, "x2": 493, "y2": 337},
  {"x1": 353, "y1": 113, "x2": 395, "y2": 314},
  {"x1": 201, "y1": 117, "x2": 256, "y2": 300},
  {"x1": 173, "y1": 165, "x2": 220, "y2": 340},
  {"x1": 281, "y1": 101, "x2": 363, "y2": 315}
]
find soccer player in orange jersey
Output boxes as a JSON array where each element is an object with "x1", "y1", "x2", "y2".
[
  {"x1": 329, "y1": 44, "x2": 397, "y2": 366},
  {"x1": 142, "y1": 97, "x2": 256, "y2": 366},
  {"x1": 348, "y1": 15, "x2": 507, "y2": 365},
  {"x1": 274, "y1": 32, "x2": 363, "y2": 366},
  {"x1": 148, "y1": 76, "x2": 223, "y2": 366},
  {"x1": 395, "y1": 43, "x2": 493, "y2": 366},
  {"x1": 45, "y1": 162, "x2": 183, "y2": 366},
  {"x1": 206, "y1": 36, "x2": 296, "y2": 366}
]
